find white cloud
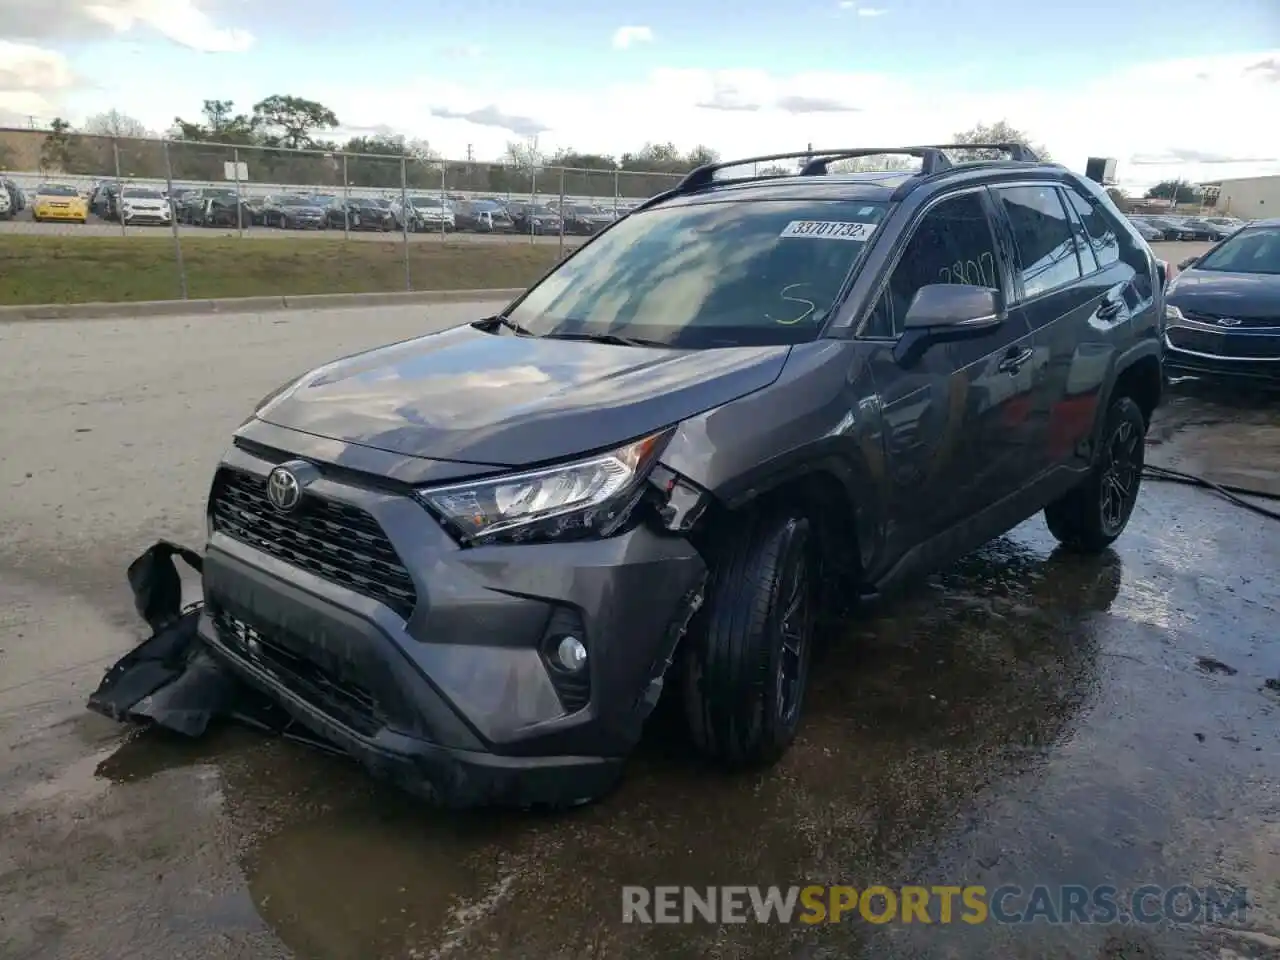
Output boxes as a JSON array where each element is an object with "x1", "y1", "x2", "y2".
[
  {"x1": 83, "y1": 0, "x2": 254, "y2": 53},
  {"x1": 0, "y1": 42, "x2": 75, "y2": 125},
  {"x1": 611, "y1": 26, "x2": 654, "y2": 50},
  {"x1": 51, "y1": 48, "x2": 1280, "y2": 194},
  {"x1": 857, "y1": 7, "x2": 888, "y2": 15}
]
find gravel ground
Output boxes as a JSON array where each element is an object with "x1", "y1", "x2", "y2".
[{"x1": 0, "y1": 302, "x2": 1277, "y2": 960}]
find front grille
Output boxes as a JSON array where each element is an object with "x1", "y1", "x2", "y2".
[
  {"x1": 1168, "y1": 327, "x2": 1280, "y2": 360},
  {"x1": 1184, "y1": 310, "x2": 1279, "y2": 330},
  {"x1": 210, "y1": 468, "x2": 418, "y2": 619},
  {"x1": 212, "y1": 608, "x2": 383, "y2": 735}
]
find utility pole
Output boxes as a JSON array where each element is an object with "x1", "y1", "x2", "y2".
[{"x1": 465, "y1": 144, "x2": 474, "y2": 163}]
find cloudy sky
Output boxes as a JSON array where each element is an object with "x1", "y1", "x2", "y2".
[{"x1": 0, "y1": 0, "x2": 1277, "y2": 191}]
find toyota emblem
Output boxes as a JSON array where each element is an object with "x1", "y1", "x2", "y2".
[{"x1": 266, "y1": 466, "x2": 302, "y2": 512}]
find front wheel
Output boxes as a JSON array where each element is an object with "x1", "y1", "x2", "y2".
[
  {"x1": 681, "y1": 509, "x2": 816, "y2": 766},
  {"x1": 1044, "y1": 396, "x2": 1146, "y2": 553}
]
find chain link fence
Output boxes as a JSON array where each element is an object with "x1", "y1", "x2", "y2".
[{"x1": 1, "y1": 131, "x2": 684, "y2": 303}]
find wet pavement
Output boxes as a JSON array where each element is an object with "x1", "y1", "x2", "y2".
[{"x1": 1, "y1": 305, "x2": 1278, "y2": 960}]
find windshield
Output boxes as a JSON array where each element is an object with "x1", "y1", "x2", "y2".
[
  {"x1": 1194, "y1": 227, "x2": 1280, "y2": 275},
  {"x1": 279, "y1": 196, "x2": 315, "y2": 206},
  {"x1": 38, "y1": 184, "x2": 79, "y2": 197},
  {"x1": 412, "y1": 197, "x2": 446, "y2": 208},
  {"x1": 569, "y1": 204, "x2": 600, "y2": 215},
  {"x1": 505, "y1": 199, "x2": 889, "y2": 347},
  {"x1": 124, "y1": 189, "x2": 163, "y2": 199}
]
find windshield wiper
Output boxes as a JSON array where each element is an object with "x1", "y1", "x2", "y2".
[
  {"x1": 539, "y1": 331, "x2": 669, "y2": 348},
  {"x1": 494, "y1": 314, "x2": 535, "y2": 336}
]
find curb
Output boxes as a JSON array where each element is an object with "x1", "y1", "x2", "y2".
[{"x1": 0, "y1": 288, "x2": 525, "y2": 322}]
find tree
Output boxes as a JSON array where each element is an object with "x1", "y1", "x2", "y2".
[
  {"x1": 1145, "y1": 179, "x2": 1199, "y2": 204},
  {"x1": 549, "y1": 148, "x2": 618, "y2": 171},
  {"x1": 172, "y1": 99, "x2": 257, "y2": 144},
  {"x1": 504, "y1": 137, "x2": 545, "y2": 172},
  {"x1": 83, "y1": 110, "x2": 148, "y2": 139},
  {"x1": 952, "y1": 120, "x2": 1051, "y2": 162},
  {"x1": 830, "y1": 154, "x2": 917, "y2": 173},
  {"x1": 1105, "y1": 187, "x2": 1129, "y2": 212},
  {"x1": 39, "y1": 118, "x2": 76, "y2": 172},
  {"x1": 251, "y1": 95, "x2": 338, "y2": 150}
]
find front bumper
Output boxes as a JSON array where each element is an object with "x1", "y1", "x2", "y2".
[
  {"x1": 123, "y1": 211, "x2": 171, "y2": 224},
  {"x1": 1165, "y1": 328, "x2": 1280, "y2": 385},
  {"x1": 36, "y1": 206, "x2": 86, "y2": 220},
  {"x1": 199, "y1": 433, "x2": 706, "y2": 806}
]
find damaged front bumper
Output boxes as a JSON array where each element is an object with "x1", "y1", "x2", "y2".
[{"x1": 196, "y1": 440, "x2": 707, "y2": 808}]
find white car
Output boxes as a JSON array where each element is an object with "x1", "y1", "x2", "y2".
[
  {"x1": 119, "y1": 187, "x2": 172, "y2": 225},
  {"x1": 392, "y1": 195, "x2": 456, "y2": 232}
]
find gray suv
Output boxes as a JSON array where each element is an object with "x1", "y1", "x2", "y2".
[{"x1": 199, "y1": 144, "x2": 1166, "y2": 808}]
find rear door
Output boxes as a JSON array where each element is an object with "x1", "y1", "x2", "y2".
[
  {"x1": 859, "y1": 187, "x2": 1038, "y2": 564},
  {"x1": 991, "y1": 182, "x2": 1135, "y2": 477}
]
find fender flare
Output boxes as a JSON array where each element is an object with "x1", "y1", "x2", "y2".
[
  {"x1": 689, "y1": 438, "x2": 884, "y2": 581},
  {"x1": 1088, "y1": 338, "x2": 1164, "y2": 455}
]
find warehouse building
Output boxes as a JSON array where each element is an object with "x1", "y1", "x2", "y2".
[{"x1": 1200, "y1": 175, "x2": 1280, "y2": 220}]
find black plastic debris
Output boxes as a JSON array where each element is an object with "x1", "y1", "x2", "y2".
[{"x1": 88, "y1": 540, "x2": 345, "y2": 755}]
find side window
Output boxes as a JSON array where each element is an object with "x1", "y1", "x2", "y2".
[
  {"x1": 994, "y1": 185, "x2": 1083, "y2": 299},
  {"x1": 1064, "y1": 186, "x2": 1121, "y2": 270},
  {"x1": 863, "y1": 191, "x2": 1000, "y2": 338}
]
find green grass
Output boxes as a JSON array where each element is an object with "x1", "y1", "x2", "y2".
[{"x1": 0, "y1": 236, "x2": 566, "y2": 305}]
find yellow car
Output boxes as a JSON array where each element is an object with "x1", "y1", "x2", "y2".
[{"x1": 32, "y1": 183, "x2": 89, "y2": 223}]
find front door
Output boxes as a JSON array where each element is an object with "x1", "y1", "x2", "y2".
[{"x1": 860, "y1": 187, "x2": 1039, "y2": 567}]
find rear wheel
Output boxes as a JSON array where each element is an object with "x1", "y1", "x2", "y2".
[
  {"x1": 682, "y1": 508, "x2": 816, "y2": 766},
  {"x1": 1044, "y1": 396, "x2": 1146, "y2": 553}
]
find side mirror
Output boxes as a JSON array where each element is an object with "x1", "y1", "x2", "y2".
[
  {"x1": 901, "y1": 283, "x2": 1004, "y2": 331},
  {"x1": 894, "y1": 284, "x2": 1005, "y2": 367},
  {"x1": 1177, "y1": 256, "x2": 1199, "y2": 271}
]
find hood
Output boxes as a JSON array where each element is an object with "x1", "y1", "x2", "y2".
[
  {"x1": 124, "y1": 198, "x2": 167, "y2": 208},
  {"x1": 1167, "y1": 270, "x2": 1280, "y2": 322},
  {"x1": 255, "y1": 321, "x2": 791, "y2": 467},
  {"x1": 290, "y1": 206, "x2": 325, "y2": 216}
]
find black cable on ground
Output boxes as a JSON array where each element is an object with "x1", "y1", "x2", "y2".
[{"x1": 1142, "y1": 463, "x2": 1280, "y2": 521}]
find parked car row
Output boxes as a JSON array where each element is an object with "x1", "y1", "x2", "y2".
[
  {"x1": 5, "y1": 179, "x2": 651, "y2": 233},
  {"x1": 1127, "y1": 213, "x2": 1245, "y2": 243}
]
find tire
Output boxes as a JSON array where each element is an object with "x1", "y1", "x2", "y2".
[
  {"x1": 681, "y1": 508, "x2": 817, "y2": 766},
  {"x1": 1044, "y1": 396, "x2": 1146, "y2": 553}
]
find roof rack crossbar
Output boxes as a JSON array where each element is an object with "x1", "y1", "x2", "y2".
[
  {"x1": 798, "y1": 148, "x2": 950, "y2": 176},
  {"x1": 918, "y1": 142, "x2": 1041, "y2": 163}
]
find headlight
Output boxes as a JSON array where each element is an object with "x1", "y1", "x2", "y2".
[
  {"x1": 419, "y1": 430, "x2": 672, "y2": 545},
  {"x1": 1165, "y1": 303, "x2": 1186, "y2": 325}
]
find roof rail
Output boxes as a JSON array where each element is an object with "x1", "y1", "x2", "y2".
[{"x1": 677, "y1": 142, "x2": 1042, "y2": 195}]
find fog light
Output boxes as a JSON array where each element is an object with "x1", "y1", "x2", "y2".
[{"x1": 555, "y1": 636, "x2": 587, "y2": 672}]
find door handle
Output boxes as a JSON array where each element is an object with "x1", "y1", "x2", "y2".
[
  {"x1": 998, "y1": 346, "x2": 1034, "y2": 374},
  {"x1": 1096, "y1": 296, "x2": 1123, "y2": 320}
]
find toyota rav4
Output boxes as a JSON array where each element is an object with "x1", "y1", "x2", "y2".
[{"x1": 199, "y1": 144, "x2": 1166, "y2": 808}]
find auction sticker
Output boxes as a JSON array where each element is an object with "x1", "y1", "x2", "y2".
[{"x1": 780, "y1": 220, "x2": 877, "y2": 241}]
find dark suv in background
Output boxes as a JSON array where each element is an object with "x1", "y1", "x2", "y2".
[{"x1": 199, "y1": 143, "x2": 1164, "y2": 808}]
